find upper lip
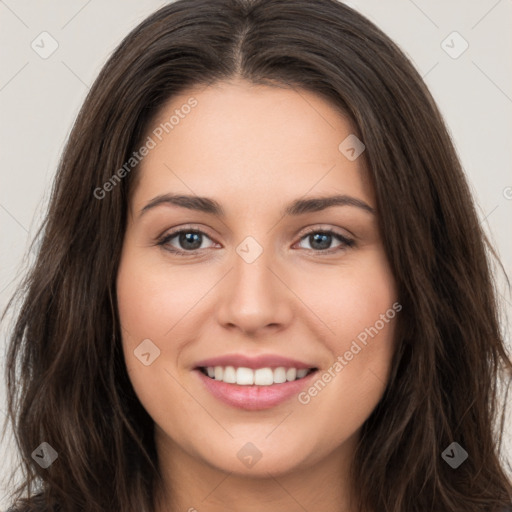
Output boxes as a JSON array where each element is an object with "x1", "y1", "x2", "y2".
[{"x1": 194, "y1": 354, "x2": 317, "y2": 370}]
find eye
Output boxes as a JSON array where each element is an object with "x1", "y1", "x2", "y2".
[
  {"x1": 157, "y1": 226, "x2": 355, "y2": 256},
  {"x1": 157, "y1": 227, "x2": 217, "y2": 255},
  {"x1": 295, "y1": 228, "x2": 355, "y2": 253}
]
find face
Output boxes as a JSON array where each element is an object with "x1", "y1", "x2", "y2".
[{"x1": 116, "y1": 79, "x2": 399, "y2": 479}]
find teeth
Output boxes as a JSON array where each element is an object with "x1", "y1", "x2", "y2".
[
  {"x1": 273, "y1": 367, "x2": 287, "y2": 384},
  {"x1": 286, "y1": 368, "x2": 297, "y2": 381},
  {"x1": 296, "y1": 369, "x2": 308, "y2": 379},
  {"x1": 255, "y1": 368, "x2": 273, "y2": 386},
  {"x1": 223, "y1": 366, "x2": 236, "y2": 384},
  {"x1": 203, "y1": 366, "x2": 314, "y2": 385},
  {"x1": 236, "y1": 367, "x2": 254, "y2": 385}
]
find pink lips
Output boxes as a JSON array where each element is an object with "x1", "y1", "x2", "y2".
[
  {"x1": 194, "y1": 353, "x2": 315, "y2": 370},
  {"x1": 196, "y1": 369, "x2": 316, "y2": 410},
  {"x1": 193, "y1": 353, "x2": 318, "y2": 410}
]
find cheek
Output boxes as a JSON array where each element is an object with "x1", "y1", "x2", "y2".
[
  {"x1": 116, "y1": 251, "x2": 202, "y2": 430},
  {"x1": 300, "y1": 318, "x2": 396, "y2": 448},
  {"x1": 292, "y1": 249, "x2": 397, "y2": 347},
  {"x1": 291, "y1": 250, "x2": 398, "y2": 430},
  {"x1": 116, "y1": 249, "x2": 213, "y2": 343},
  {"x1": 115, "y1": 250, "x2": 191, "y2": 388}
]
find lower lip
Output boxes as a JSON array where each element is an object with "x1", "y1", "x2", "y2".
[{"x1": 195, "y1": 369, "x2": 318, "y2": 410}]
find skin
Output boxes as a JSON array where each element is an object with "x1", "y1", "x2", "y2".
[{"x1": 116, "y1": 78, "x2": 399, "y2": 512}]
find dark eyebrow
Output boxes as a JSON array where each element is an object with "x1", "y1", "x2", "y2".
[
  {"x1": 140, "y1": 194, "x2": 224, "y2": 217},
  {"x1": 283, "y1": 194, "x2": 375, "y2": 216},
  {"x1": 138, "y1": 193, "x2": 375, "y2": 218}
]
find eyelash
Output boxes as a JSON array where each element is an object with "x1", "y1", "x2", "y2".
[{"x1": 156, "y1": 225, "x2": 355, "y2": 257}]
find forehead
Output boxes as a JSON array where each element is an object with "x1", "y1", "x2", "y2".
[{"x1": 132, "y1": 80, "x2": 373, "y2": 213}]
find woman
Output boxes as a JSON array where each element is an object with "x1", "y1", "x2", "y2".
[{"x1": 2, "y1": 0, "x2": 512, "y2": 511}]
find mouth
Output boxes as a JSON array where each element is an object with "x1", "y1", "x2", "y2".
[
  {"x1": 197, "y1": 365, "x2": 318, "y2": 385},
  {"x1": 194, "y1": 364, "x2": 319, "y2": 410}
]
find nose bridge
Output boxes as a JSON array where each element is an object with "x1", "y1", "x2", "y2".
[
  {"x1": 234, "y1": 238, "x2": 273, "y2": 296},
  {"x1": 215, "y1": 234, "x2": 292, "y2": 333}
]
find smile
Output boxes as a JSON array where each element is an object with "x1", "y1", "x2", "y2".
[
  {"x1": 195, "y1": 366, "x2": 319, "y2": 410},
  {"x1": 199, "y1": 365, "x2": 316, "y2": 385}
]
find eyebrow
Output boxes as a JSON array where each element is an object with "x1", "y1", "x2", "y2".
[{"x1": 139, "y1": 193, "x2": 375, "y2": 218}]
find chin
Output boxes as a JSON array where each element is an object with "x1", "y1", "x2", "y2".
[{"x1": 191, "y1": 435, "x2": 319, "y2": 477}]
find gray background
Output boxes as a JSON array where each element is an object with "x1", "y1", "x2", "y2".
[{"x1": 1, "y1": 0, "x2": 511, "y2": 505}]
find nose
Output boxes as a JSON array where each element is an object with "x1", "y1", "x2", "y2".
[{"x1": 215, "y1": 243, "x2": 294, "y2": 336}]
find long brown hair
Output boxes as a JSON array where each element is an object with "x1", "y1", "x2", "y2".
[{"x1": 2, "y1": 0, "x2": 511, "y2": 511}]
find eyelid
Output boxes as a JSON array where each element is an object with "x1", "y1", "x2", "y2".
[
  {"x1": 298, "y1": 224, "x2": 353, "y2": 241},
  {"x1": 157, "y1": 223, "x2": 215, "y2": 242}
]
